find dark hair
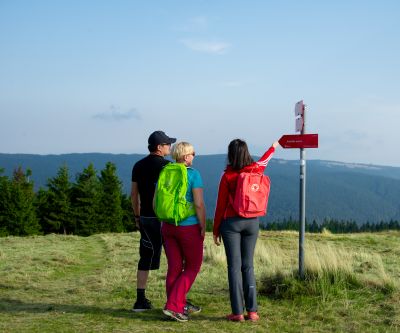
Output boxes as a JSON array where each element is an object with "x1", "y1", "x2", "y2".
[
  {"x1": 148, "y1": 144, "x2": 158, "y2": 153},
  {"x1": 227, "y1": 139, "x2": 253, "y2": 170}
]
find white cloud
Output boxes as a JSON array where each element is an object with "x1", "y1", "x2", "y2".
[
  {"x1": 93, "y1": 106, "x2": 141, "y2": 121},
  {"x1": 181, "y1": 39, "x2": 230, "y2": 54}
]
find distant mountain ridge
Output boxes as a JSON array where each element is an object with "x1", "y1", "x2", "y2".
[{"x1": 1, "y1": 153, "x2": 400, "y2": 224}]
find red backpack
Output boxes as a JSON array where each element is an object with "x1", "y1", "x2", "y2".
[{"x1": 231, "y1": 170, "x2": 271, "y2": 218}]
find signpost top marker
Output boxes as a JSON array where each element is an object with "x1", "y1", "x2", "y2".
[
  {"x1": 294, "y1": 100, "x2": 304, "y2": 117},
  {"x1": 295, "y1": 100, "x2": 305, "y2": 133}
]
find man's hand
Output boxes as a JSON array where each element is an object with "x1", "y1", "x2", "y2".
[
  {"x1": 213, "y1": 234, "x2": 221, "y2": 246},
  {"x1": 133, "y1": 216, "x2": 140, "y2": 231}
]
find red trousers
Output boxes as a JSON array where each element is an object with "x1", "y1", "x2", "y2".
[{"x1": 161, "y1": 222, "x2": 204, "y2": 313}]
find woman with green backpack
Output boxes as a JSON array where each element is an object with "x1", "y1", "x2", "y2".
[{"x1": 154, "y1": 142, "x2": 206, "y2": 322}]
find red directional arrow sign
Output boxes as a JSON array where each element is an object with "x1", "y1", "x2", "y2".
[{"x1": 279, "y1": 134, "x2": 318, "y2": 149}]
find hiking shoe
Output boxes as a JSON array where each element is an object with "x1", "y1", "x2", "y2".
[
  {"x1": 184, "y1": 301, "x2": 201, "y2": 314},
  {"x1": 163, "y1": 309, "x2": 189, "y2": 322},
  {"x1": 245, "y1": 311, "x2": 260, "y2": 322},
  {"x1": 226, "y1": 313, "x2": 245, "y2": 322},
  {"x1": 132, "y1": 298, "x2": 153, "y2": 312}
]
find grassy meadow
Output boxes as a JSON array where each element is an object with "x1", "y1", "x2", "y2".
[{"x1": 0, "y1": 230, "x2": 399, "y2": 333}]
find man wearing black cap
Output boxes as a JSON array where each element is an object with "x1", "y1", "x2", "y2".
[{"x1": 131, "y1": 130, "x2": 176, "y2": 311}]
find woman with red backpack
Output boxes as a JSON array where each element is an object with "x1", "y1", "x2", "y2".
[{"x1": 213, "y1": 139, "x2": 280, "y2": 322}]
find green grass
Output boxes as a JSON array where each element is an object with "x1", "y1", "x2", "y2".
[{"x1": 0, "y1": 231, "x2": 399, "y2": 332}]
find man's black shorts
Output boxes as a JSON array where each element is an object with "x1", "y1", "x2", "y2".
[{"x1": 138, "y1": 217, "x2": 162, "y2": 271}]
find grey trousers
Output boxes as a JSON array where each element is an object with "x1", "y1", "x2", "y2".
[{"x1": 220, "y1": 216, "x2": 259, "y2": 315}]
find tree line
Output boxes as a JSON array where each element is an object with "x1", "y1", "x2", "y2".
[
  {"x1": 0, "y1": 163, "x2": 134, "y2": 237},
  {"x1": 1, "y1": 164, "x2": 400, "y2": 237},
  {"x1": 264, "y1": 217, "x2": 400, "y2": 233}
]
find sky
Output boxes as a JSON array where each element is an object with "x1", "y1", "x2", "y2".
[{"x1": 1, "y1": 1, "x2": 399, "y2": 166}]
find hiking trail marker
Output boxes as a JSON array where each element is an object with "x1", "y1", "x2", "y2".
[
  {"x1": 279, "y1": 100, "x2": 319, "y2": 279},
  {"x1": 279, "y1": 134, "x2": 318, "y2": 149}
]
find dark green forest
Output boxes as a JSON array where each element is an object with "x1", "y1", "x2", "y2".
[
  {"x1": 1, "y1": 164, "x2": 399, "y2": 237},
  {"x1": 2, "y1": 153, "x2": 400, "y2": 224},
  {"x1": 0, "y1": 164, "x2": 134, "y2": 237}
]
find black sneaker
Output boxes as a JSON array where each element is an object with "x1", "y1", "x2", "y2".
[
  {"x1": 163, "y1": 309, "x2": 189, "y2": 322},
  {"x1": 184, "y1": 301, "x2": 201, "y2": 314},
  {"x1": 132, "y1": 298, "x2": 153, "y2": 312}
]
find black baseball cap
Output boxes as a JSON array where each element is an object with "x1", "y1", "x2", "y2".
[{"x1": 148, "y1": 131, "x2": 176, "y2": 146}]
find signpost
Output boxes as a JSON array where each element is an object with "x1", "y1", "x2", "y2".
[
  {"x1": 279, "y1": 101, "x2": 318, "y2": 279},
  {"x1": 279, "y1": 134, "x2": 318, "y2": 149}
]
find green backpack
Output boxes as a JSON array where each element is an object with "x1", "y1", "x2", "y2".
[{"x1": 154, "y1": 163, "x2": 196, "y2": 225}]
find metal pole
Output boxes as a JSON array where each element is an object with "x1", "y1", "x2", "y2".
[{"x1": 299, "y1": 106, "x2": 306, "y2": 279}]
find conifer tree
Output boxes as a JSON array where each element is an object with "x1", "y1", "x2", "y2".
[
  {"x1": 3, "y1": 167, "x2": 41, "y2": 236},
  {"x1": 39, "y1": 165, "x2": 73, "y2": 234},
  {"x1": 0, "y1": 168, "x2": 10, "y2": 236},
  {"x1": 311, "y1": 219, "x2": 320, "y2": 233},
  {"x1": 71, "y1": 163, "x2": 100, "y2": 236},
  {"x1": 98, "y1": 162, "x2": 124, "y2": 233}
]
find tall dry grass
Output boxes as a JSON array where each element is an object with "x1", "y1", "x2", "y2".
[{"x1": 202, "y1": 232, "x2": 397, "y2": 300}]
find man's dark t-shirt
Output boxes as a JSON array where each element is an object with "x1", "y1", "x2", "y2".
[{"x1": 131, "y1": 154, "x2": 169, "y2": 217}]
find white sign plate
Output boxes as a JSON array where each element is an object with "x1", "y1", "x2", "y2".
[
  {"x1": 295, "y1": 100, "x2": 304, "y2": 117},
  {"x1": 295, "y1": 116, "x2": 304, "y2": 133}
]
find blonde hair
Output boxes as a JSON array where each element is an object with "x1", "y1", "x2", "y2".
[{"x1": 171, "y1": 142, "x2": 194, "y2": 161}]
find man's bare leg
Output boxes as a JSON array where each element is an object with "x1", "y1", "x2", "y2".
[
  {"x1": 137, "y1": 270, "x2": 149, "y2": 289},
  {"x1": 133, "y1": 270, "x2": 152, "y2": 311}
]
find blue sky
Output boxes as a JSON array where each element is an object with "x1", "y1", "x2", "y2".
[{"x1": 1, "y1": 1, "x2": 399, "y2": 166}]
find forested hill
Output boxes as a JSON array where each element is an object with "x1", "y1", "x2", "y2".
[{"x1": 1, "y1": 153, "x2": 400, "y2": 224}]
